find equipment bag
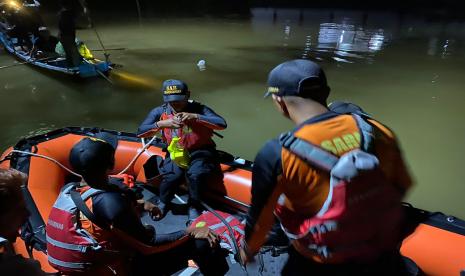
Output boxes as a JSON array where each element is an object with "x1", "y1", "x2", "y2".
[{"x1": 191, "y1": 211, "x2": 244, "y2": 254}]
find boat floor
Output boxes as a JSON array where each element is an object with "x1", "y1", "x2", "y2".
[{"x1": 138, "y1": 186, "x2": 289, "y2": 276}]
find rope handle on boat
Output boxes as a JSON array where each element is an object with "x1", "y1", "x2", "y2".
[
  {"x1": 116, "y1": 135, "x2": 158, "y2": 175},
  {"x1": 6, "y1": 135, "x2": 157, "y2": 178},
  {"x1": 9, "y1": 150, "x2": 82, "y2": 177}
]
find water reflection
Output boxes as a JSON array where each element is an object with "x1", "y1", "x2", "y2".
[
  {"x1": 253, "y1": 8, "x2": 465, "y2": 64},
  {"x1": 253, "y1": 9, "x2": 390, "y2": 63},
  {"x1": 316, "y1": 23, "x2": 384, "y2": 62},
  {"x1": 427, "y1": 36, "x2": 459, "y2": 58}
]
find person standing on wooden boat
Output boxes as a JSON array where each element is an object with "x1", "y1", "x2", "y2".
[
  {"x1": 137, "y1": 79, "x2": 227, "y2": 224},
  {"x1": 0, "y1": 168, "x2": 47, "y2": 275},
  {"x1": 240, "y1": 59, "x2": 414, "y2": 275},
  {"x1": 57, "y1": 0, "x2": 81, "y2": 67},
  {"x1": 46, "y1": 133, "x2": 228, "y2": 275}
]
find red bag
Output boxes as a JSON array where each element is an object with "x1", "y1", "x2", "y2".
[{"x1": 192, "y1": 211, "x2": 244, "y2": 254}]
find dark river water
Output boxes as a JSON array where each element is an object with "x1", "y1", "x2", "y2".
[{"x1": 1, "y1": 8, "x2": 464, "y2": 218}]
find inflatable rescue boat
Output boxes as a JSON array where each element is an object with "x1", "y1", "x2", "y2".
[{"x1": 0, "y1": 127, "x2": 464, "y2": 275}]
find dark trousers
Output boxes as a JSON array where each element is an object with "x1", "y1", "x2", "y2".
[
  {"x1": 132, "y1": 239, "x2": 228, "y2": 276},
  {"x1": 59, "y1": 34, "x2": 81, "y2": 67},
  {"x1": 159, "y1": 148, "x2": 222, "y2": 207},
  {"x1": 282, "y1": 246, "x2": 411, "y2": 276}
]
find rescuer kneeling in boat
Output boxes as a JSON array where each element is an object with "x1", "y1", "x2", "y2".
[
  {"x1": 240, "y1": 59, "x2": 414, "y2": 275},
  {"x1": 46, "y1": 133, "x2": 228, "y2": 275},
  {"x1": 0, "y1": 168, "x2": 47, "y2": 275},
  {"x1": 138, "y1": 79, "x2": 227, "y2": 224}
]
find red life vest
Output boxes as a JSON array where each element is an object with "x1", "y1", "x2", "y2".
[
  {"x1": 46, "y1": 184, "x2": 113, "y2": 273},
  {"x1": 192, "y1": 211, "x2": 244, "y2": 254},
  {"x1": 275, "y1": 115, "x2": 404, "y2": 263},
  {"x1": 160, "y1": 104, "x2": 214, "y2": 151}
]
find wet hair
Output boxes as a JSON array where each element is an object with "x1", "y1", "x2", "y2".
[{"x1": 0, "y1": 168, "x2": 27, "y2": 214}]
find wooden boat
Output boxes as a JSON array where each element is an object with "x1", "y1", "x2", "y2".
[
  {"x1": 0, "y1": 127, "x2": 464, "y2": 275},
  {"x1": 0, "y1": 21, "x2": 111, "y2": 78}
]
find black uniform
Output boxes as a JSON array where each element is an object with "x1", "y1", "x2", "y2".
[{"x1": 58, "y1": 0, "x2": 80, "y2": 66}]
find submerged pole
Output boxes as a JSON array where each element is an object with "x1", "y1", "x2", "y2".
[{"x1": 135, "y1": 0, "x2": 142, "y2": 27}]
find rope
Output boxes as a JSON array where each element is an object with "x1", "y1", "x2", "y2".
[
  {"x1": 10, "y1": 150, "x2": 82, "y2": 177},
  {"x1": 116, "y1": 136, "x2": 158, "y2": 175},
  {"x1": 199, "y1": 200, "x2": 248, "y2": 274},
  {"x1": 8, "y1": 134, "x2": 158, "y2": 178}
]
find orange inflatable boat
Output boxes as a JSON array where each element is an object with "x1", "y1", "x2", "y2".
[{"x1": 1, "y1": 127, "x2": 464, "y2": 275}]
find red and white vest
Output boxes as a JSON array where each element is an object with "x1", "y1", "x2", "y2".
[
  {"x1": 46, "y1": 184, "x2": 108, "y2": 273},
  {"x1": 160, "y1": 105, "x2": 215, "y2": 151},
  {"x1": 276, "y1": 115, "x2": 404, "y2": 263}
]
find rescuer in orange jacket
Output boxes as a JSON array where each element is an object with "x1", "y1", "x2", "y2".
[{"x1": 240, "y1": 59, "x2": 413, "y2": 275}]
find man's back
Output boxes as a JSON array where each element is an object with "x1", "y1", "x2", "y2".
[{"x1": 280, "y1": 112, "x2": 412, "y2": 216}]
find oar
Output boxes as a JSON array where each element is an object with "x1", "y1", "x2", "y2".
[
  {"x1": 96, "y1": 69, "x2": 114, "y2": 85},
  {"x1": 78, "y1": 0, "x2": 110, "y2": 63},
  {"x1": 0, "y1": 56, "x2": 57, "y2": 70},
  {"x1": 91, "y1": 48, "x2": 127, "y2": 52},
  {"x1": 135, "y1": 0, "x2": 142, "y2": 26}
]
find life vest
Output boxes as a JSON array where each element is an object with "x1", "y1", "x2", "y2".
[
  {"x1": 192, "y1": 211, "x2": 244, "y2": 254},
  {"x1": 46, "y1": 184, "x2": 115, "y2": 273},
  {"x1": 55, "y1": 39, "x2": 94, "y2": 60},
  {"x1": 167, "y1": 136, "x2": 190, "y2": 169},
  {"x1": 275, "y1": 114, "x2": 404, "y2": 264},
  {"x1": 160, "y1": 103, "x2": 215, "y2": 151},
  {"x1": 77, "y1": 42, "x2": 94, "y2": 60}
]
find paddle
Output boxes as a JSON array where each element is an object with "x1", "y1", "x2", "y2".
[
  {"x1": 91, "y1": 48, "x2": 127, "y2": 52},
  {"x1": 96, "y1": 69, "x2": 114, "y2": 85},
  {"x1": 77, "y1": 0, "x2": 110, "y2": 63},
  {"x1": 135, "y1": 0, "x2": 142, "y2": 26},
  {"x1": 0, "y1": 56, "x2": 57, "y2": 70}
]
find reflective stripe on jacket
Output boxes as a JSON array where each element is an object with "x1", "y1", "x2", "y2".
[{"x1": 46, "y1": 184, "x2": 109, "y2": 273}]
